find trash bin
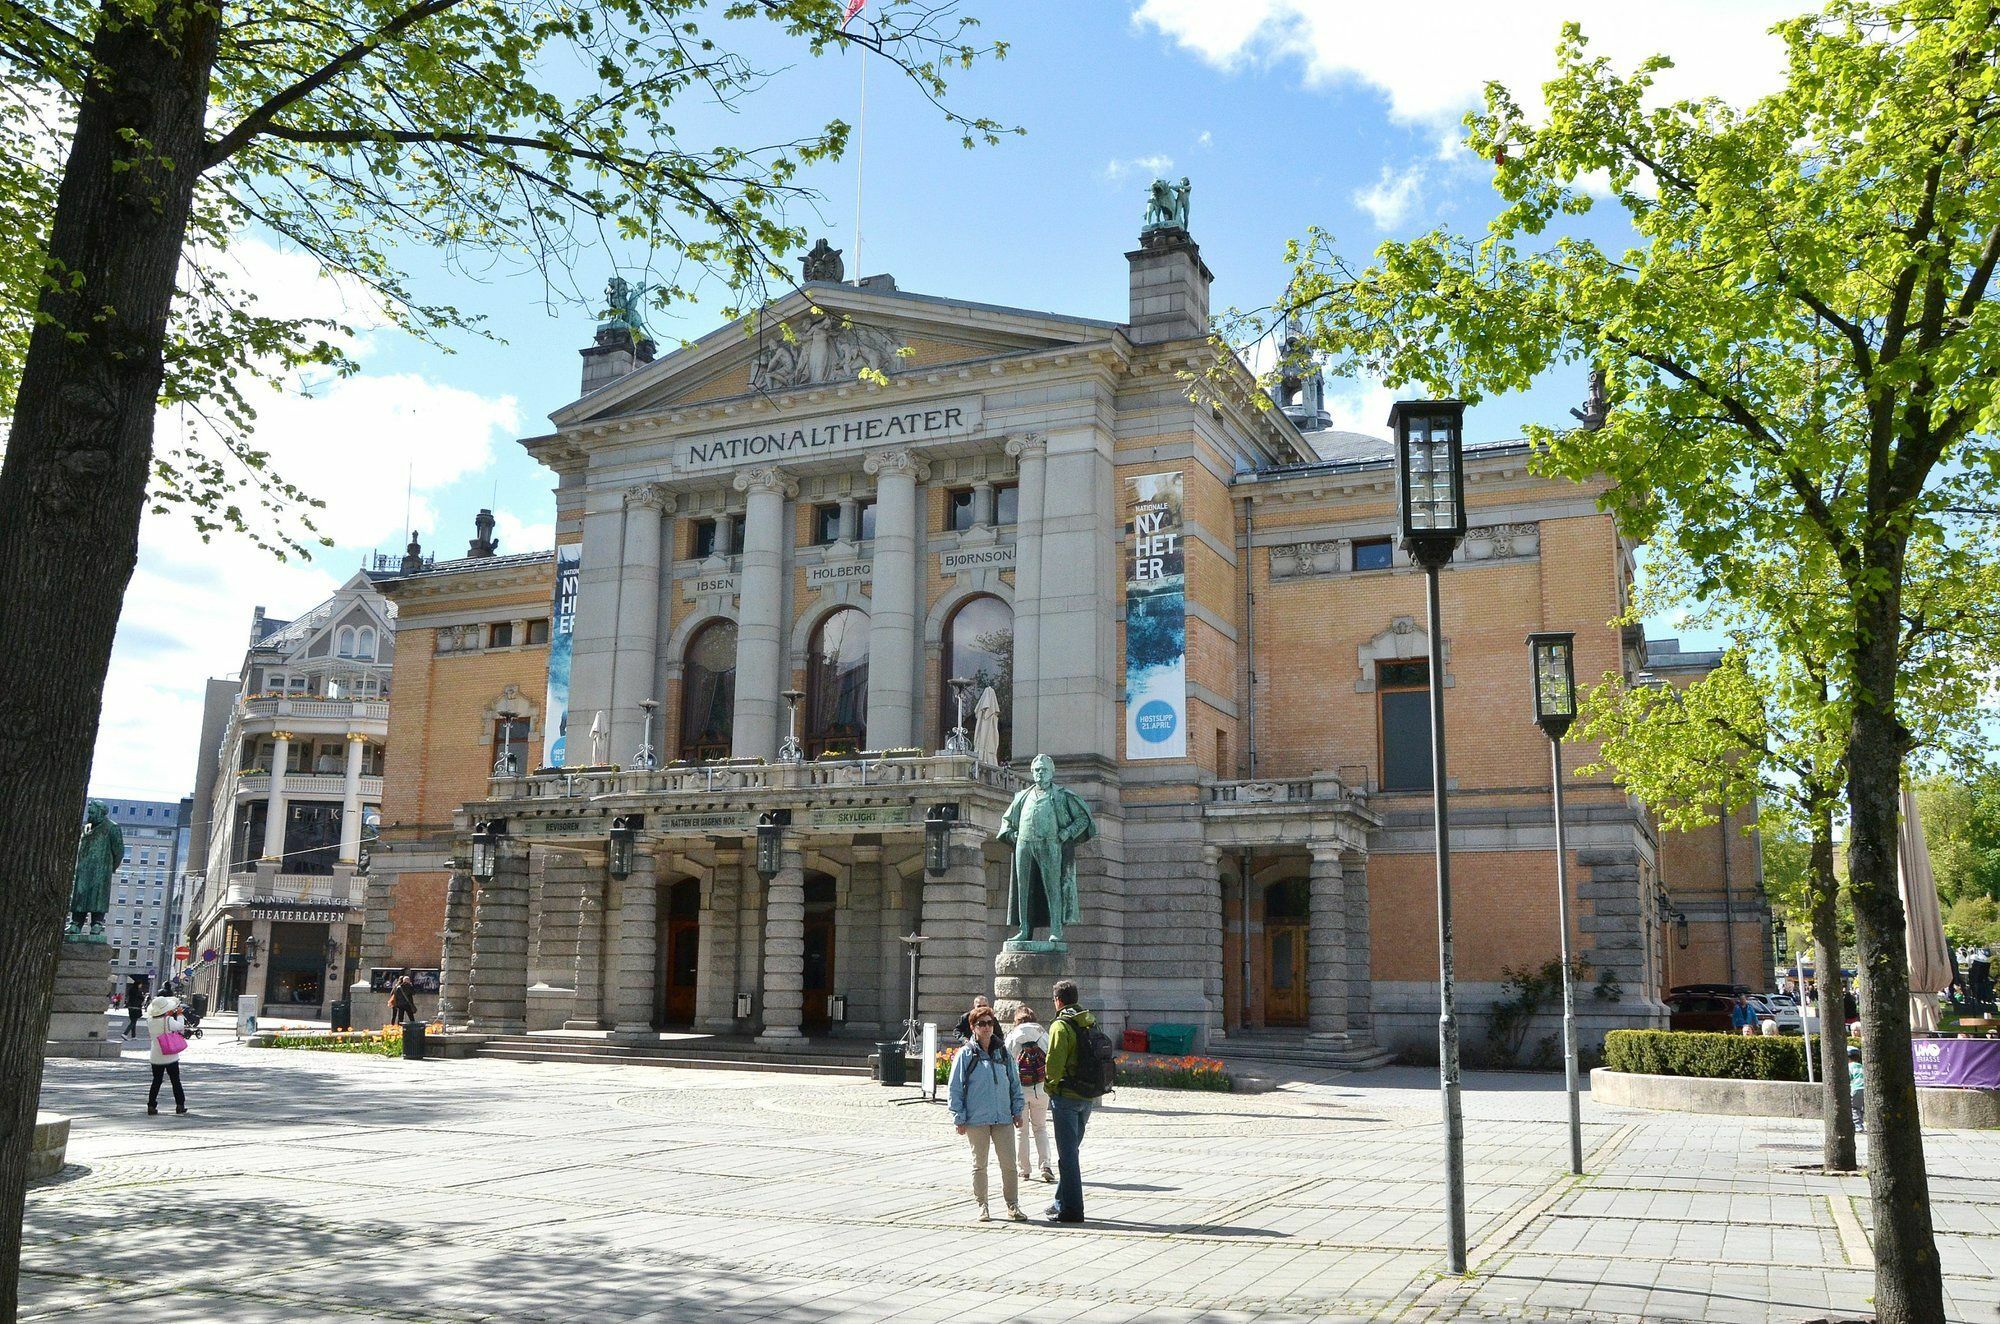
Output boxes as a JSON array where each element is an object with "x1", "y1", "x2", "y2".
[
  {"x1": 1147, "y1": 1024, "x2": 1197, "y2": 1055},
  {"x1": 877, "y1": 1042, "x2": 908, "y2": 1087},
  {"x1": 401, "y1": 1022, "x2": 427, "y2": 1060},
  {"x1": 329, "y1": 999, "x2": 351, "y2": 1031},
  {"x1": 189, "y1": 993, "x2": 209, "y2": 1021}
]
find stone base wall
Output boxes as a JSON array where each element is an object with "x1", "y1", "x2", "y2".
[
  {"x1": 1592, "y1": 1067, "x2": 2000, "y2": 1129},
  {"x1": 1373, "y1": 980, "x2": 1666, "y2": 1068}
]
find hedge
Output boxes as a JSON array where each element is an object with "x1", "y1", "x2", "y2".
[{"x1": 1603, "y1": 1030, "x2": 1806, "y2": 1082}]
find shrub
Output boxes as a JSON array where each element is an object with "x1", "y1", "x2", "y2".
[{"x1": 1604, "y1": 1029, "x2": 1806, "y2": 1081}]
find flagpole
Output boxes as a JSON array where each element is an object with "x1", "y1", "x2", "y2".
[{"x1": 854, "y1": 42, "x2": 866, "y2": 280}]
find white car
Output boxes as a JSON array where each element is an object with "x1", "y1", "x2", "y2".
[{"x1": 1749, "y1": 994, "x2": 1820, "y2": 1034}]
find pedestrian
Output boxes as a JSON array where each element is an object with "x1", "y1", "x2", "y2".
[
  {"x1": 145, "y1": 993, "x2": 189, "y2": 1116},
  {"x1": 954, "y1": 994, "x2": 995, "y2": 1043},
  {"x1": 122, "y1": 974, "x2": 147, "y2": 1041},
  {"x1": 1848, "y1": 1044, "x2": 1865, "y2": 1137},
  {"x1": 946, "y1": 1001, "x2": 1027, "y2": 1223},
  {"x1": 1730, "y1": 993, "x2": 1758, "y2": 1035},
  {"x1": 390, "y1": 974, "x2": 417, "y2": 1026},
  {"x1": 1043, "y1": 978, "x2": 1114, "y2": 1225},
  {"x1": 1006, "y1": 1004, "x2": 1056, "y2": 1185}
]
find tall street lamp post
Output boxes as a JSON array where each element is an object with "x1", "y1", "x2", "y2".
[
  {"x1": 1392, "y1": 398, "x2": 1470, "y2": 1274},
  {"x1": 1528, "y1": 630, "x2": 1584, "y2": 1176}
]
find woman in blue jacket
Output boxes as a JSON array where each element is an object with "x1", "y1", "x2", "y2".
[{"x1": 948, "y1": 1003, "x2": 1027, "y2": 1222}]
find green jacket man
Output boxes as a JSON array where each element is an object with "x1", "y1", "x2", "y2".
[{"x1": 1043, "y1": 1002, "x2": 1100, "y2": 1101}]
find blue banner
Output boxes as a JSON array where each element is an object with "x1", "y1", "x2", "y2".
[
  {"x1": 1125, "y1": 471, "x2": 1187, "y2": 760},
  {"x1": 543, "y1": 543, "x2": 581, "y2": 767}
]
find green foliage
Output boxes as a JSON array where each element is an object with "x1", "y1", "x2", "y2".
[
  {"x1": 1915, "y1": 771, "x2": 2000, "y2": 906},
  {"x1": 1944, "y1": 894, "x2": 2000, "y2": 950},
  {"x1": 262, "y1": 1026, "x2": 404, "y2": 1056},
  {"x1": 1487, "y1": 958, "x2": 1604, "y2": 1068},
  {"x1": 1604, "y1": 1029, "x2": 1806, "y2": 1082}
]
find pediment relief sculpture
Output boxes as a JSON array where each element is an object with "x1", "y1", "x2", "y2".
[{"x1": 750, "y1": 313, "x2": 905, "y2": 392}]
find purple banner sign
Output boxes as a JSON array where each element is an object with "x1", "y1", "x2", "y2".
[{"x1": 1911, "y1": 1037, "x2": 2000, "y2": 1089}]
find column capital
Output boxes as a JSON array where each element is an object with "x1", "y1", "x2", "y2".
[
  {"x1": 270, "y1": 730, "x2": 294, "y2": 742},
  {"x1": 1308, "y1": 841, "x2": 1346, "y2": 867},
  {"x1": 1201, "y1": 843, "x2": 1224, "y2": 867},
  {"x1": 1004, "y1": 432, "x2": 1047, "y2": 462},
  {"x1": 623, "y1": 482, "x2": 677, "y2": 513},
  {"x1": 734, "y1": 465, "x2": 797, "y2": 498},
  {"x1": 863, "y1": 448, "x2": 930, "y2": 482},
  {"x1": 345, "y1": 732, "x2": 368, "y2": 743}
]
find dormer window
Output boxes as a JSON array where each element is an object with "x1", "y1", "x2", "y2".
[{"x1": 336, "y1": 626, "x2": 357, "y2": 658}]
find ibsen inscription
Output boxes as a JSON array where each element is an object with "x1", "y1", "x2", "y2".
[{"x1": 674, "y1": 398, "x2": 981, "y2": 472}]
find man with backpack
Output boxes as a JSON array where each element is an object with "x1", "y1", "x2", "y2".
[{"x1": 1042, "y1": 979, "x2": 1114, "y2": 1224}]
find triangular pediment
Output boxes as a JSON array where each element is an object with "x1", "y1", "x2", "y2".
[{"x1": 552, "y1": 282, "x2": 1119, "y2": 427}]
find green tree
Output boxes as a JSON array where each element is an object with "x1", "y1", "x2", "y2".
[
  {"x1": 1915, "y1": 771, "x2": 2000, "y2": 905},
  {"x1": 1268, "y1": 5, "x2": 2000, "y2": 1315},
  {"x1": 1942, "y1": 894, "x2": 2000, "y2": 951},
  {"x1": 0, "y1": 0, "x2": 1010, "y2": 1311}
]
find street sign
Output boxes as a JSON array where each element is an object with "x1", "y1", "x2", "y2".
[{"x1": 174, "y1": 945, "x2": 190, "y2": 961}]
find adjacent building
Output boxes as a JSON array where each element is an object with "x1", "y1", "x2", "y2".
[
  {"x1": 362, "y1": 204, "x2": 1768, "y2": 1063},
  {"x1": 183, "y1": 573, "x2": 396, "y2": 1016},
  {"x1": 94, "y1": 798, "x2": 192, "y2": 989}
]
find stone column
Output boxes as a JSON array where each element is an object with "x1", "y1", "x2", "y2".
[
  {"x1": 713, "y1": 508, "x2": 737, "y2": 556},
  {"x1": 972, "y1": 480, "x2": 996, "y2": 529},
  {"x1": 918, "y1": 829, "x2": 989, "y2": 1026},
  {"x1": 1307, "y1": 844, "x2": 1350, "y2": 1041},
  {"x1": 568, "y1": 494, "x2": 627, "y2": 754},
  {"x1": 731, "y1": 466, "x2": 796, "y2": 759},
  {"x1": 1343, "y1": 853, "x2": 1375, "y2": 1039},
  {"x1": 1005, "y1": 435, "x2": 1045, "y2": 755},
  {"x1": 466, "y1": 845, "x2": 531, "y2": 1032},
  {"x1": 1203, "y1": 844, "x2": 1226, "y2": 1040},
  {"x1": 611, "y1": 484, "x2": 672, "y2": 761},
  {"x1": 609, "y1": 849, "x2": 660, "y2": 1037},
  {"x1": 437, "y1": 859, "x2": 474, "y2": 1026},
  {"x1": 843, "y1": 845, "x2": 884, "y2": 1035},
  {"x1": 838, "y1": 496, "x2": 860, "y2": 545},
  {"x1": 862, "y1": 448, "x2": 927, "y2": 750},
  {"x1": 758, "y1": 848, "x2": 806, "y2": 1044},
  {"x1": 694, "y1": 849, "x2": 744, "y2": 1033},
  {"x1": 566, "y1": 867, "x2": 609, "y2": 1029},
  {"x1": 260, "y1": 732, "x2": 292, "y2": 861},
  {"x1": 337, "y1": 733, "x2": 366, "y2": 865}
]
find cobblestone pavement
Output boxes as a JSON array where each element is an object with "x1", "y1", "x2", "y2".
[{"x1": 23, "y1": 1040, "x2": 2000, "y2": 1322}]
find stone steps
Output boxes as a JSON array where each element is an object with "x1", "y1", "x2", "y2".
[
  {"x1": 470, "y1": 1035, "x2": 875, "y2": 1078},
  {"x1": 1212, "y1": 1036, "x2": 1399, "y2": 1072}
]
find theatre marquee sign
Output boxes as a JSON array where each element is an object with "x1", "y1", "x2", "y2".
[{"x1": 674, "y1": 398, "x2": 981, "y2": 472}]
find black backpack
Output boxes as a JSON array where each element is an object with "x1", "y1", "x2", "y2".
[{"x1": 1064, "y1": 1018, "x2": 1118, "y2": 1099}]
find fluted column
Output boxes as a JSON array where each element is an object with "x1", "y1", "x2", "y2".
[
  {"x1": 261, "y1": 732, "x2": 292, "y2": 861},
  {"x1": 467, "y1": 845, "x2": 531, "y2": 1032},
  {"x1": 1005, "y1": 435, "x2": 1046, "y2": 757},
  {"x1": 337, "y1": 733, "x2": 366, "y2": 864},
  {"x1": 757, "y1": 848, "x2": 806, "y2": 1044},
  {"x1": 1307, "y1": 844, "x2": 1350, "y2": 1039},
  {"x1": 610, "y1": 848, "x2": 660, "y2": 1037},
  {"x1": 732, "y1": 466, "x2": 796, "y2": 759},
  {"x1": 862, "y1": 448, "x2": 926, "y2": 750},
  {"x1": 611, "y1": 484, "x2": 672, "y2": 762}
]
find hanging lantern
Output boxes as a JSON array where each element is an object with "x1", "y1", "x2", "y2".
[
  {"x1": 608, "y1": 815, "x2": 641, "y2": 880},
  {"x1": 470, "y1": 819, "x2": 507, "y2": 880},
  {"x1": 756, "y1": 810, "x2": 791, "y2": 878},
  {"x1": 924, "y1": 804, "x2": 959, "y2": 875}
]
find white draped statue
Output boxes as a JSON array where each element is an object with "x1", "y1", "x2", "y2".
[{"x1": 972, "y1": 686, "x2": 1002, "y2": 766}]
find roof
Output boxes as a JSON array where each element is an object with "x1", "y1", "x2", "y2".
[
  {"x1": 254, "y1": 601, "x2": 335, "y2": 651},
  {"x1": 1644, "y1": 637, "x2": 1726, "y2": 672},
  {"x1": 381, "y1": 548, "x2": 554, "y2": 584},
  {"x1": 1241, "y1": 434, "x2": 1532, "y2": 481}
]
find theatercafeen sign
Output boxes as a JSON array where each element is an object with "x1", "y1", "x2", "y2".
[
  {"x1": 674, "y1": 398, "x2": 981, "y2": 472},
  {"x1": 248, "y1": 900, "x2": 355, "y2": 923}
]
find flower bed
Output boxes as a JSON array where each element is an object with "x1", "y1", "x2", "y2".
[
  {"x1": 259, "y1": 1024, "x2": 438, "y2": 1057},
  {"x1": 930, "y1": 1045, "x2": 1232, "y2": 1091}
]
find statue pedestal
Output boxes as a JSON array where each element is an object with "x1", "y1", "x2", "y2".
[
  {"x1": 46, "y1": 938, "x2": 118, "y2": 1060},
  {"x1": 994, "y1": 944, "x2": 1072, "y2": 1024}
]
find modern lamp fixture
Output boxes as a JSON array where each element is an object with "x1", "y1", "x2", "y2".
[
  {"x1": 1527, "y1": 629, "x2": 1583, "y2": 1177},
  {"x1": 1391, "y1": 397, "x2": 1470, "y2": 1274}
]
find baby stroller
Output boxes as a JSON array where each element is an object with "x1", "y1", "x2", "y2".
[{"x1": 180, "y1": 994, "x2": 208, "y2": 1039}]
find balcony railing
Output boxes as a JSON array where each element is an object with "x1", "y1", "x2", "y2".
[
  {"x1": 240, "y1": 697, "x2": 390, "y2": 722},
  {"x1": 236, "y1": 771, "x2": 384, "y2": 800},
  {"x1": 487, "y1": 751, "x2": 1015, "y2": 803},
  {"x1": 222, "y1": 871, "x2": 357, "y2": 908},
  {"x1": 1207, "y1": 773, "x2": 1364, "y2": 806}
]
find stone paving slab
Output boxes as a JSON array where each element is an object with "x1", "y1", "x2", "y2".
[{"x1": 23, "y1": 1046, "x2": 2000, "y2": 1321}]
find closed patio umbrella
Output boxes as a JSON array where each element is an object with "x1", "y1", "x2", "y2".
[{"x1": 1899, "y1": 783, "x2": 1954, "y2": 1031}]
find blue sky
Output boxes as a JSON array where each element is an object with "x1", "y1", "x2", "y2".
[{"x1": 91, "y1": 0, "x2": 1810, "y2": 802}]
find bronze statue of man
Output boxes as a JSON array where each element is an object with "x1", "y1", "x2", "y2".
[
  {"x1": 996, "y1": 755, "x2": 1094, "y2": 945},
  {"x1": 69, "y1": 801, "x2": 122, "y2": 939}
]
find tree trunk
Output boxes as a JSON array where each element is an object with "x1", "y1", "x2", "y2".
[
  {"x1": 1846, "y1": 542, "x2": 1943, "y2": 1324},
  {"x1": 1808, "y1": 820, "x2": 1855, "y2": 1173},
  {"x1": 0, "y1": 2, "x2": 219, "y2": 1314}
]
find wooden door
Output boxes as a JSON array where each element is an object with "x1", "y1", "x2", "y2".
[
  {"x1": 802, "y1": 915, "x2": 835, "y2": 1033},
  {"x1": 1264, "y1": 922, "x2": 1307, "y2": 1027},
  {"x1": 658, "y1": 880, "x2": 699, "y2": 1028}
]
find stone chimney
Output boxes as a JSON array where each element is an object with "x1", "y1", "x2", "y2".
[
  {"x1": 580, "y1": 325, "x2": 657, "y2": 396},
  {"x1": 1126, "y1": 226, "x2": 1212, "y2": 346},
  {"x1": 399, "y1": 531, "x2": 425, "y2": 576},
  {"x1": 467, "y1": 508, "x2": 498, "y2": 558}
]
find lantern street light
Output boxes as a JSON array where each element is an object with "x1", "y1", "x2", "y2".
[
  {"x1": 924, "y1": 803, "x2": 960, "y2": 874},
  {"x1": 470, "y1": 818, "x2": 506, "y2": 880},
  {"x1": 608, "y1": 814, "x2": 641, "y2": 880},
  {"x1": 1528, "y1": 630, "x2": 1584, "y2": 1177},
  {"x1": 756, "y1": 809, "x2": 791, "y2": 878},
  {"x1": 944, "y1": 676, "x2": 973, "y2": 756},
  {"x1": 633, "y1": 699, "x2": 660, "y2": 772},
  {"x1": 1391, "y1": 397, "x2": 1470, "y2": 1273},
  {"x1": 779, "y1": 689, "x2": 806, "y2": 764}
]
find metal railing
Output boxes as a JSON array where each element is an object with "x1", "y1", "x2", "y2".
[
  {"x1": 222, "y1": 872, "x2": 356, "y2": 907},
  {"x1": 1207, "y1": 772, "x2": 1363, "y2": 806},
  {"x1": 236, "y1": 772, "x2": 384, "y2": 800},
  {"x1": 241, "y1": 697, "x2": 390, "y2": 721}
]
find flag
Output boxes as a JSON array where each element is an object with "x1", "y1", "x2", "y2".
[{"x1": 842, "y1": 0, "x2": 864, "y2": 27}]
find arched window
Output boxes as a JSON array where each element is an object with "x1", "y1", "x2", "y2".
[
  {"x1": 679, "y1": 620, "x2": 737, "y2": 761},
  {"x1": 336, "y1": 626, "x2": 356, "y2": 658},
  {"x1": 357, "y1": 626, "x2": 377, "y2": 660},
  {"x1": 806, "y1": 608, "x2": 869, "y2": 756},
  {"x1": 941, "y1": 595, "x2": 1012, "y2": 761}
]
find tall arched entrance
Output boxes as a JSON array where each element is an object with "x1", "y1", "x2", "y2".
[
  {"x1": 1263, "y1": 878, "x2": 1309, "y2": 1027},
  {"x1": 802, "y1": 873, "x2": 837, "y2": 1033},
  {"x1": 656, "y1": 878, "x2": 700, "y2": 1028}
]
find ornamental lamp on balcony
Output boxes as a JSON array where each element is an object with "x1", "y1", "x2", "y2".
[
  {"x1": 755, "y1": 810, "x2": 791, "y2": 878},
  {"x1": 608, "y1": 815, "x2": 641, "y2": 880},
  {"x1": 923, "y1": 804, "x2": 960, "y2": 875},
  {"x1": 1527, "y1": 631, "x2": 1579, "y2": 739},
  {"x1": 470, "y1": 819, "x2": 506, "y2": 880},
  {"x1": 1389, "y1": 399, "x2": 1467, "y2": 569}
]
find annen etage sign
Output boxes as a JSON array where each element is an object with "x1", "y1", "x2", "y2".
[
  {"x1": 1125, "y1": 471, "x2": 1187, "y2": 760},
  {"x1": 543, "y1": 543, "x2": 581, "y2": 766}
]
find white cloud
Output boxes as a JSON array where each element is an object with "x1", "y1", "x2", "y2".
[
  {"x1": 492, "y1": 509, "x2": 555, "y2": 556},
  {"x1": 1103, "y1": 152, "x2": 1176, "y2": 182},
  {"x1": 1352, "y1": 163, "x2": 1425, "y2": 230},
  {"x1": 1196, "y1": 130, "x2": 1213, "y2": 147},
  {"x1": 1322, "y1": 379, "x2": 1396, "y2": 439},
  {"x1": 1132, "y1": 1, "x2": 1807, "y2": 125}
]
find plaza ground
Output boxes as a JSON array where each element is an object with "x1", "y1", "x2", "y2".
[{"x1": 23, "y1": 1033, "x2": 2000, "y2": 1322}]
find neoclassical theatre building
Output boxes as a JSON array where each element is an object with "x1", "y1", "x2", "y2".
[{"x1": 369, "y1": 207, "x2": 1770, "y2": 1061}]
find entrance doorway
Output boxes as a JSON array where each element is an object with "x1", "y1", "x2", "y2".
[
  {"x1": 1263, "y1": 879, "x2": 1308, "y2": 1028},
  {"x1": 802, "y1": 874, "x2": 836, "y2": 1033},
  {"x1": 264, "y1": 921, "x2": 328, "y2": 1012},
  {"x1": 657, "y1": 879, "x2": 700, "y2": 1028}
]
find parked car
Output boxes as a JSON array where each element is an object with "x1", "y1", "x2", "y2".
[
  {"x1": 1747, "y1": 994, "x2": 1820, "y2": 1034},
  {"x1": 1667, "y1": 990, "x2": 1737, "y2": 1034}
]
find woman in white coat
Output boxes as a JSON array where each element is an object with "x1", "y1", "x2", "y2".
[
  {"x1": 145, "y1": 994, "x2": 189, "y2": 1115},
  {"x1": 1005, "y1": 1005, "x2": 1056, "y2": 1184}
]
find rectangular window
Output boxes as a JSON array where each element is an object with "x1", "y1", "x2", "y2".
[
  {"x1": 945, "y1": 488, "x2": 975, "y2": 533},
  {"x1": 691, "y1": 518, "x2": 718, "y2": 559},
  {"x1": 856, "y1": 500, "x2": 877, "y2": 542},
  {"x1": 811, "y1": 504, "x2": 842, "y2": 546},
  {"x1": 1378, "y1": 659, "x2": 1433, "y2": 792},
  {"x1": 995, "y1": 483, "x2": 1019, "y2": 526},
  {"x1": 525, "y1": 618, "x2": 550, "y2": 645},
  {"x1": 1353, "y1": 537, "x2": 1394, "y2": 572},
  {"x1": 493, "y1": 717, "x2": 531, "y2": 776},
  {"x1": 489, "y1": 621, "x2": 514, "y2": 648}
]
